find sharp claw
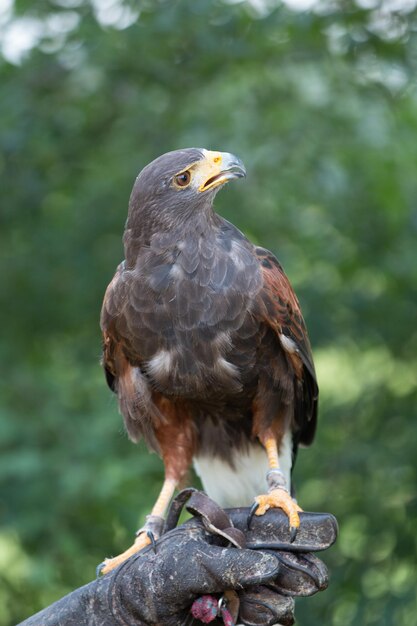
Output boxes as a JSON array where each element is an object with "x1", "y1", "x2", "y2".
[
  {"x1": 96, "y1": 562, "x2": 106, "y2": 578},
  {"x1": 147, "y1": 531, "x2": 157, "y2": 553},
  {"x1": 290, "y1": 526, "x2": 298, "y2": 543},
  {"x1": 247, "y1": 502, "x2": 259, "y2": 530}
]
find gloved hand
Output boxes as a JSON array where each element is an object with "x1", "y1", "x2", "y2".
[
  {"x1": 19, "y1": 490, "x2": 337, "y2": 626},
  {"x1": 112, "y1": 520, "x2": 281, "y2": 625},
  {"x1": 106, "y1": 490, "x2": 337, "y2": 626}
]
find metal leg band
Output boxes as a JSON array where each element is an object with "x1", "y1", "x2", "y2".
[
  {"x1": 136, "y1": 514, "x2": 165, "y2": 538},
  {"x1": 267, "y1": 468, "x2": 288, "y2": 491}
]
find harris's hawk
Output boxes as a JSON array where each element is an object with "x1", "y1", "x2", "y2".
[{"x1": 100, "y1": 148, "x2": 318, "y2": 573}]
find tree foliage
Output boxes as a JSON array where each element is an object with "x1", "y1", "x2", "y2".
[{"x1": 1, "y1": 1, "x2": 416, "y2": 624}]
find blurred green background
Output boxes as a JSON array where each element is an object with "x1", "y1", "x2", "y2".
[{"x1": 1, "y1": 0, "x2": 417, "y2": 624}]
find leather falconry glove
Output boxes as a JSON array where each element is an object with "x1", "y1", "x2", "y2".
[{"x1": 18, "y1": 490, "x2": 337, "y2": 626}]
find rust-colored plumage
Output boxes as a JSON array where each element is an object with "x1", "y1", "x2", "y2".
[{"x1": 99, "y1": 148, "x2": 318, "y2": 573}]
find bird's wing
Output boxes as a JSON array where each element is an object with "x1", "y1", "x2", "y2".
[
  {"x1": 254, "y1": 246, "x2": 318, "y2": 447},
  {"x1": 100, "y1": 261, "x2": 167, "y2": 446},
  {"x1": 100, "y1": 261, "x2": 128, "y2": 392}
]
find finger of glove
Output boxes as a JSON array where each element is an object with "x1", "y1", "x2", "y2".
[
  {"x1": 268, "y1": 552, "x2": 329, "y2": 596},
  {"x1": 238, "y1": 586, "x2": 295, "y2": 626},
  {"x1": 190, "y1": 546, "x2": 280, "y2": 593},
  {"x1": 227, "y1": 508, "x2": 338, "y2": 552}
]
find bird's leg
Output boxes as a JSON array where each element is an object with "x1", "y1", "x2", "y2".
[
  {"x1": 99, "y1": 476, "x2": 177, "y2": 575},
  {"x1": 99, "y1": 408, "x2": 195, "y2": 576},
  {"x1": 250, "y1": 429, "x2": 302, "y2": 541}
]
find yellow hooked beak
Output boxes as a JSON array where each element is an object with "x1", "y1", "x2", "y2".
[{"x1": 196, "y1": 150, "x2": 246, "y2": 192}]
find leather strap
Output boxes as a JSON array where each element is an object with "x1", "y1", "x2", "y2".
[{"x1": 164, "y1": 489, "x2": 246, "y2": 549}]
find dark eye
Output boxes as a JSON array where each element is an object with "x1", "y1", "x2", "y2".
[{"x1": 174, "y1": 170, "x2": 191, "y2": 187}]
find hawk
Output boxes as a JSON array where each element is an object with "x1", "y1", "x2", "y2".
[{"x1": 99, "y1": 148, "x2": 318, "y2": 573}]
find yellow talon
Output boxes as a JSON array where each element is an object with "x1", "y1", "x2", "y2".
[{"x1": 254, "y1": 488, "x2": 302, "y2": 530}]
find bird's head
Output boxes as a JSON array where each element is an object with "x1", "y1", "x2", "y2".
[{"x1": 128, "y1": 148, "x2": 246, "y2": 229}]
